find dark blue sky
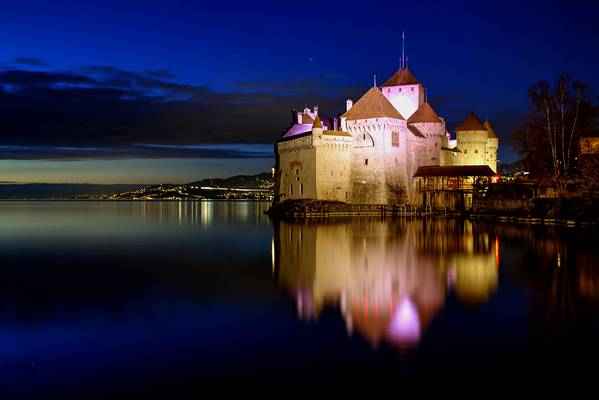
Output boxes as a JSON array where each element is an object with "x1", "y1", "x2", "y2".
[{"x1": 0, "y1": 0, "x2": 597, "y2": 183}]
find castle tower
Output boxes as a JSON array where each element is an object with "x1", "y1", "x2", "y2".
[
  {"x1": 341, "y1": 86, "x2": 409, "y2": 205},
  {"x1": 380, "y1": 68, "x2": 425, "y2": 119},
  {"x1": 455, "y1": 112, "x2": 488, "y2": 167},
  {"x1": 407, "y1": 101, "x2": 445, "y2": 166}
]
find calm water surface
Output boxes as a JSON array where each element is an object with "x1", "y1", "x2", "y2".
[{"x1": 0, "y1": 201, "x2": 598, "y2": 395}]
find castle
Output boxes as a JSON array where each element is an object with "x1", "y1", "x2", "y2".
[{"x1": 274, "y1": 66, "x2": 499, "y2": 206}]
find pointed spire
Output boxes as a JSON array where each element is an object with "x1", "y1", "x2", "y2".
[
  {"x1": 312, "y1": 115, "x2": 323, "y2": 129},
  {"x1": 401, "y1": 30, "x2": 405, "y2": 70},
  {"x1": 373, "y1": 74, "x2": 377, "y2": 87}
]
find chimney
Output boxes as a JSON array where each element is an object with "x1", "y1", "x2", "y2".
[{"x1": 346, "y1": 99, "x2": 353, "y2": 112}]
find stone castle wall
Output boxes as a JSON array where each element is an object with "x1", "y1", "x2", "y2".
[
  {"x1": 456, "y1": 130, "x2": 488, "y2": 166},
  {"x1": 314, "y1": 133, "x2": 352, "y2": 202},
  {"x1": 347, "y1": 118, "x2": 410, "y2": 205},
  {"x1": 277, "y1": 134, "x2": 316, "y2": 200}
]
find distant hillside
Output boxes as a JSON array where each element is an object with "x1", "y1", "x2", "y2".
[
  {"x1": 189, "y1": 173, "x2": 273, "y2": 189},
  {"x1": 72, "y1": 172, "x2": 274, "y2": 200},
  {"x1": 0, "y1": 184, "x2": 145, "y2": 199}
]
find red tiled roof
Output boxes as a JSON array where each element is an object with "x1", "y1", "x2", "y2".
[
  {"x1": 301, "y1": 113, "x2": 314, "y2": 124},
  {"x1": 381, "y1": 68, "x2": 420, "y2": 87},
  {"x1": 408, "y1": 102, "x2": 442, "y2": 124},
  {"x1": 455, "y1": 112, "x2": 486, "y2": 131},
  {"x1": 341, "y1": 87, "x2": 405, "y2": 120},
  {"x1": 312, "y1": 115, "x2": 323, "y2": 129}
]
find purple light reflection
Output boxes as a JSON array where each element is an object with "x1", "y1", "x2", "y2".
[{"x1": 388, "y1": 298, "x2": 421, "y2": 348}]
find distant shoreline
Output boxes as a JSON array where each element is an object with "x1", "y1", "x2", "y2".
[{"x1": 0, "y1": 198, "x2": 273, "y2": 202}]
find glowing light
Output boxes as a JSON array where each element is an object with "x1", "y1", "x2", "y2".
[
  {"x1": 271, "y1": 238, "x2": 275, "y2": 276},
  {"x1": 388, "y1": 298, "x2": 421, "y2": 348},
  {"x1": 495, "y1": 235, "x2": 500, "y2": 269}
]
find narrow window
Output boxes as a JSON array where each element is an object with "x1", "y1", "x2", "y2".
[
  {"x1": 300, "y1": 184, "x2": 303, "y2": 194},
  {"x1": 289, "y1": 184, "x2": 293, "y2": 195},
  {"x1": 363, "y1": 134, "x2": 366, "y2": 140},
  {"x1": 365, "y1": 159, "x2": 368, "y2": 165}
]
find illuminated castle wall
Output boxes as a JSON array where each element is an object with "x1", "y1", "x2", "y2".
[{"x1": 275, "y1": 67, "x2": 500, "y2": 205}]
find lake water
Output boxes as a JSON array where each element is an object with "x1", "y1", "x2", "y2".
[{"x1": 0, "y1": 201, "x2": 598, "y2": 395}]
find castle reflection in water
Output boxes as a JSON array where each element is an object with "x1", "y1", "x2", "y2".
[{"x1": 273, "y1": 218, "x2": 499, "y2": 350}]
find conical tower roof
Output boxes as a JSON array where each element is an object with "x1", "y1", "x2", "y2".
[
  {"x1": 483, "y1": 120, "x2": 498, "y2": 139},
  {"x1": 301, "y1": 113, "x2": 314, "y2": 124},
  {"x1": 341, "y1": 87, "x2": 405, "y2": 120},
  {"x1": 381, "y1": 68, "x2": 420, "y2": 87},
  {"x1": 408, "y1": 101, "x2": 442, "y2": 124},
  {"x1": 312, "y1": 115, "x2": 323, "y2": 129},
  {"x1": 455, "y1": 112, "x2": 486, "y2": 131}
]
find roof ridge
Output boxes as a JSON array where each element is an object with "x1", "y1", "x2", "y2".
[
  {"x1": 455, "y1": 112, "x2": 486, "y2": 131},
  {"x1": 341, "y1": 87, "x2": 405, "y2": 121},
  {"x1": 381, "y1": 68, "x2": 420, "y2": 87},
  {"x1": 408, "y1": 101, "x2": 441, "y2": 124}
]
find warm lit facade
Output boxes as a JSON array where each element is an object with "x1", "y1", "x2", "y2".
[{"x1": 275, "y1": 67, "x2": 500, "y2": 205}]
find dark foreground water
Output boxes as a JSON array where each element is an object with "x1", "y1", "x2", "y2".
[{"x1": 0, "y1": 201, "x2": 598, "y2": 395}]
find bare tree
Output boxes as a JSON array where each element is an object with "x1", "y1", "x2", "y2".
[{"x1": 513, "y1": 74, "x2": 596, "y2": 194}]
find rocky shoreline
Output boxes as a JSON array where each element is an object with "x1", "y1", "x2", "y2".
[{"x1": 267, "y1": 199, "x2": 598, "y2": 228}]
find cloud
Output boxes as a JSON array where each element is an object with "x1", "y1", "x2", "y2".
[
  {"x1": 145, "y1": 69, "x2": 177, "y2": 80},
  {"x1": 14, "y1": 57, "x2": 50, "y2": 67},
  {"x1": 0, "y1": 61, "x2": 361, "y2": 161},
  {"x1": 0, "y1": 144, "x2": 273, "y2": 161}
]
